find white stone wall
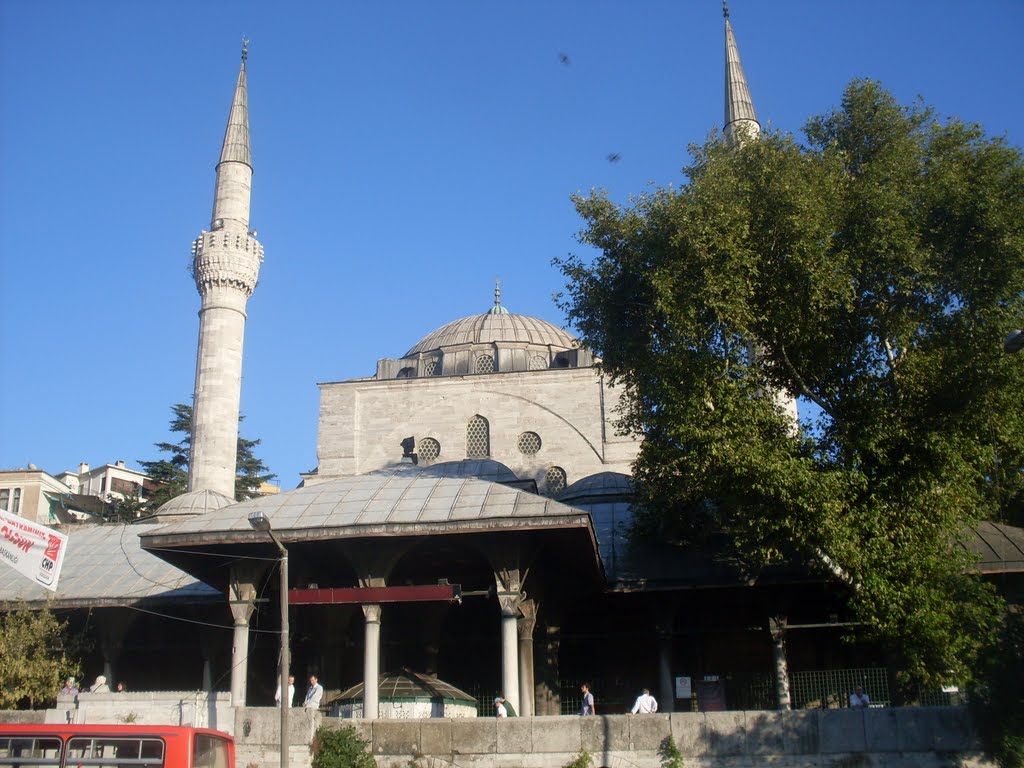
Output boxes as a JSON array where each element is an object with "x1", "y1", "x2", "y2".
[{"x1": 316, "y1": 368, "x2": 640, "y2": 486}]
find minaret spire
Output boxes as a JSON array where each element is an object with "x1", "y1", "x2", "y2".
[
  {"x1": 187, "y1": 48, "x2": 265, "y2": 500},
  {"x1": 723, "y1": 3, "x2": 760, "y2": 144}
]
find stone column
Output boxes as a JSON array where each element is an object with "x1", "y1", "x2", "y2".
[
  {"x1": 517, "y1": 599, "x2": 537, "y2": 717},
  {"x1": 97, "y1": 610, "x2": 133, "y2": 690},
  {"x1": 362, "y1": 604, "x2": 382, "y2": 719},
  {"x1": 653, "y1": 600, "x2": 677, "y2": 714},
  {"x1": 769, "y1": 616, "x2": 792, "y2": 710},
  {"x1": 228, "y1": 568, "x2": 260, "y2": 706},
  {"x1": 497, "y1": 591, "x2": 521, "y2": 714},
  {"x1": 535, "y1": 622, "x2": 561, "y2": 715},
  {"x1": 657, "y1": 632, "x2": 674, "y2": 714}
]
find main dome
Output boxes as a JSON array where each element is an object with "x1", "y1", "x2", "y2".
[{"x1": 406, "y1": 312, "x2": 577, "y2": 356}]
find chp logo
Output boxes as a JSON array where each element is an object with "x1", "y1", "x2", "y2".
[{"x1": 37, "y1": 533, "x2": 63, "y2": 586}]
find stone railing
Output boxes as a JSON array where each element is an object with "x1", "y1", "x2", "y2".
[
  {"x1": 48, "y1": 691, "x2": 233, "y2": 735},
  {"x1": 232, "y1": 707, "x2": 988, "y2": 768},
  {"x1": 6, "y1": 705, "x2": 988, "y2": 768}
]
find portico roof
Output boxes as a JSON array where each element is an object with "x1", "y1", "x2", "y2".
[{"x1": 141, "y1": 469, "x2": 595, "y2": 549}]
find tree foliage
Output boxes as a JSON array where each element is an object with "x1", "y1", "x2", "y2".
[
  {"x1": 311, "y1": 725, "x2": 376, "y2": 768},
  {"x1": 138, "y1": 403, "x2": 276, "y2": 510},
  {"x1": 558, "y1": 80, "x2": 1024, "y2": 687},
  {"x1": 0, "y1": 605, "x2": 84, "y2": 709}
]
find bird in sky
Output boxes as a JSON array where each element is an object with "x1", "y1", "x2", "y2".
[
  {"x1": 606, "y1": 153, "x2": 621, "y2": 163},
  {"x1": 559, "y1": 52, "x2": 571, "y2": 66}
]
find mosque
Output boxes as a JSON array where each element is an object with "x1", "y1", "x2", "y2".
[{"x1": 2, "y1": 11, "x2": 1017, "y2": 718}]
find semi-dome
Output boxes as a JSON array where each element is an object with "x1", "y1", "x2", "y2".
[{"x1": 406, "y1": 312, "x2": 577, "y2": 356}]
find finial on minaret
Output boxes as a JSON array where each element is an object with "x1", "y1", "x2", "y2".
[
  {"x1": 241, "y1": 36, "x2": 249, "y2": 65},
  {"x1": 722, "y1": 0, "x2": 730, "y2": 19},
  {"x1": 494, "y1": 279, "x2": 502, "y2": 308}
]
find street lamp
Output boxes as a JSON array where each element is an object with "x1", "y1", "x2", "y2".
[
  {"x1": 248, "y1": 510, "x2": 289, "y2": 768},
  {"x1": 1005, "y1": 329, "x2": 1024, "y2": 354}
]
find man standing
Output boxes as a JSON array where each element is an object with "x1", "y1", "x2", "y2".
[
  {"x1": 579, "y1": 683, "x2": 595, "y2": 716},
  {"x1": 304, "y1": 675, "x2": 324, "y2": 710},
  {"x1": 494, "y1": 697, "x2": 508, "y2": 718},
  {"x1": 630, "y1": 688, "x2": 658, "y2": 714},
  {"x1": 275, "y1": 674, "x2": 295, "y2": 707},
  {"x1": 849, "y1": 686, "x2": 870, "y2": 709}
]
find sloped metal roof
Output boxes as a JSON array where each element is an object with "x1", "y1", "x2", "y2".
[
  {"x1": 333, "y1": 669, "x2": 476, "y2": 706},
  {"x1": 141, "y1": 470, "x2": 593, "y2": 549},
  {"x1": 0, "y1": 523, "x2": 220, "y2": 609}
]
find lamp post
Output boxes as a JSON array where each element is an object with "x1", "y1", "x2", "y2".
[{"x1": 248, "y1": 511, "x2": 289, "y2": 768}]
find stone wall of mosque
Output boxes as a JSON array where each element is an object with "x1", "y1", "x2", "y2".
[{"x1": 316, "y1": 367, "x2": 641, "y2": 488}]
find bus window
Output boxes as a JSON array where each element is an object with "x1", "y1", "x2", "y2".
[
  {"x1": 0, "y1": 736, "x2": 62, "y2": 766},
  {"x1": 192, "y1": 733, "x2": 231, "y2": 768},
  {"x1": 66, "y1": 736, "x2": 165, "y2": 767}
]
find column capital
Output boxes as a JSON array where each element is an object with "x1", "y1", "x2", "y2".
[
  {"x1": 497, "y1": 591, "x2": 522, "y2": 617},
  {"x1": 362, "y1": 603, "x2": 382, "y2": 623},
  {"x1": 768, "y1": 615, "x2": 787, "y2": 641},
  {"x1": 517, "y1": 598, "x2": 538, "y2": 638}
]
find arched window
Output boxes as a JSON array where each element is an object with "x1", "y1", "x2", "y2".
[
  {"x1": 475, "y1": 354, "x2": 495, "y2": 374},
  {"x1": 529, "y1": 355, "x2": 548, "y2": 371},
  {"x1": 424, "y1": 360, "x2": 441, "y2": 376},
  {"x1": 397, "y1": 367, "x2": 416, "y2": 378},
  {"x1": 466, "y1": 415, "x2": 490, "y2": 458},
  {"x1": 418, "y1": 437, "x2": 441, "y2": 464},
  {"x1": 545, "y1": 466, "x2": 567, "y2": 497}
]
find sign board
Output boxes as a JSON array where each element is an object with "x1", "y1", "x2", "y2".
[
  {"x1": 674, "y1": 676, "x2": 692, "y2": 699},
  {"x1": 696, "y1": 679, "x2": 727, "y2": 712},
  {"x1": 0, "y1": 510, "x2": 68, "y2": 591}
]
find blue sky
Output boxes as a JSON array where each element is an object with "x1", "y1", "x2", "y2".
[{"x1": 2, "y1": 1, "x2": 1022, "y2": 490}]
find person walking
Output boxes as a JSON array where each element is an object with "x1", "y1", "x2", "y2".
[
  {"x1": 630, "y1": 688, "x2": 658, "y2": 714},
  {"x1": 579, "y1": 683, "x2": 595, "y2": 715}
]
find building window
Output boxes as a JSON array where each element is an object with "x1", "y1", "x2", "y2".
[
  {"x1": 467, "y1": 415, "x2": 490, "y2": 458},
  {"x1": 424, "y1": 360, "x2": 441, "y2": 376},
  {"x1": 397, "y1": 367, "x2": 416, "y2": 379},
  {"x1": 475, "y1": 354, "x2": 495, "y2": 374},
  {"x1": 529, "y1": 355, "x2": 548, "y2": 371},
  {"x1": 419, "y1": 437, "x2": 441, "y2": 464},
  {"x1": 0, "y1": 489, "x2": 9, "y2": 512},
  {"x1": 544, "y1": 466, "x2": 567, "y2": 497},
  {"x1": 518, "y1": 431, "x2": 542, "y2": 456}
]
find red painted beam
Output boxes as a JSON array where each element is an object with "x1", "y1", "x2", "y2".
[{"x1": 289, "y1": 584, "x2": 461, "y2": 605}]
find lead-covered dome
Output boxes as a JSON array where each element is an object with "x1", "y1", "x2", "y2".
[
  {"x1": 406, "y1": 312, "x2": 577, "y2": 356},
  {"x1": 374, "y1": 287, "x2": 593, "y2": 380}
]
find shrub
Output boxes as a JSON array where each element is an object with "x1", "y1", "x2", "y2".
[{"x1": 312, "y1": 725, "x2": 376, "y2": 768}]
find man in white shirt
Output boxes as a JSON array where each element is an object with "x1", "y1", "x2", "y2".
[
  {"x1": 275, "y1": 675, "x2": 295, "y2": 707},
  {"x1": 494, "y1": 697, "x2": 507, "y2": 718},
  {"x1": 304, "y1": 675, "x2": 324, "y2": 710},
  {"x1": 630, "y1": 688, "x2": 658, "y2": 714},
  {"x1": 849, "y1": 686, "x2": 870, "y2": 709}
]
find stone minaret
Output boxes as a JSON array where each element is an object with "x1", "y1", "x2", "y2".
[
  {"x1": 187, "y1": 44, "x2": 264, "y2": 499},
  {"x1": 722, "y1": 4, "x2": 798, "y2": 426}
]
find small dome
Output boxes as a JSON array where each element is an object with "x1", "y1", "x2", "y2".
[
  {"x1": 151, "y1": 489, "x2": 236, "y2": 519},
  {"x1": 560, "y1": 472, "x2": 634, "y2": 504},
  {"x1": 406, "y1": 312, "x2": 577, "y2": 356}
]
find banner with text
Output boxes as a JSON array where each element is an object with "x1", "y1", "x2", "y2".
[{"x1": 0, "y1": 509, "x2": 68, "y2": 591}]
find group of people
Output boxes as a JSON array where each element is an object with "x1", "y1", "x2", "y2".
[
  {"x1": 274, "y1": 673, "x2": 323, "y2": 709},
  {"x1": 492, "y1": 683, "x2": 658, "y2": 717},
  {"x1": 60, "y1": 676, "x2": 127, "y2": 696}
]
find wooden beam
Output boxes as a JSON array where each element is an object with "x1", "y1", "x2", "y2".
[{"x1": 288, "y1": 584, "x2": 461, "y2": 605}]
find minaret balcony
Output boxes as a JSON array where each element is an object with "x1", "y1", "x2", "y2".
[{"x1": 191, "y1": 231, "x2": 264, "y2": 296}]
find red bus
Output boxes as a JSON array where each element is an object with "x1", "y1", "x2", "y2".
[{"x1": 0, "y1": 724, "x2": 234, "y2": 768}]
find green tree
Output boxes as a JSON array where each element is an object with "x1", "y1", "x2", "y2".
[
  {"x1": 558, "y1": 80, "x2": 1024, "y2": 688},
  {"x1": 0, "y1": 605, "x2": 84, "y2": 709},
  {"x1": 138, "y1": 403, "x2": 276, "y2": 510}
]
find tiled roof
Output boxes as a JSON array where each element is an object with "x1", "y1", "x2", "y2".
[{"x1": 406, "y1": 313, "x2": 576, "y2": 356}]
